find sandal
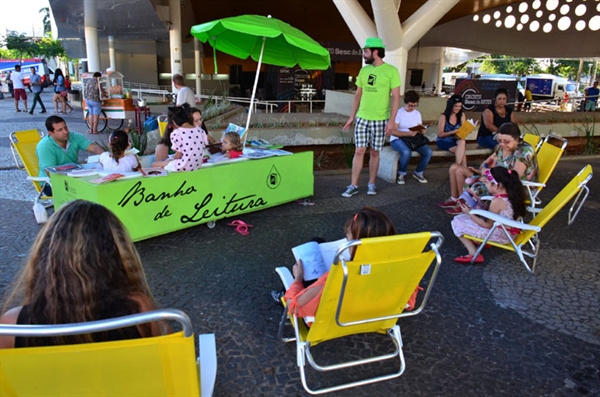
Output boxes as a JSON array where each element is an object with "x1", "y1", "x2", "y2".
[{"x1": 227, "y1": 220, "x2": 254, "y2": 236}]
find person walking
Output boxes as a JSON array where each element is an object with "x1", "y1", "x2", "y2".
[
  {"x1": 341, "y1": 37, "x2": 401, "y2": 197},
  {"x1": 28, "y1": 67, "x2": 47, "y2": 114},
  {"x1": 12, "y1": 65, "x2": 28, "y2": 113}
]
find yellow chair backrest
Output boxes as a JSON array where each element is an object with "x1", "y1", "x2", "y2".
[
  {"x1": 9, "y1": 130, "x2": 44, "y2": 192},
  {"x1": 158, "y1": 115, "x2": 168, "y2": 137},
  {"x1": 522, "y1": 133, "x2": 542, "y2": 150},
  {"x1": 307, "y1": 232, "x2": 437, "y2": 346},
  {"x1": 515, "y1": 165, "x2": 593, "y2": 246},
  {"x1": 536, "y1": 140, "x2": 565, "y2": 185},
  {"x1": 0, "y1": 331, "x2": 200, "y2": 397}
]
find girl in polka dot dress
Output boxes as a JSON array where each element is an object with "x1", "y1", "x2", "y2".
[{"x1": 163, "y1": 105, "x2": 208, "y2": 172}]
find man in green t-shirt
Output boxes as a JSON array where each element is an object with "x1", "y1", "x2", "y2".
[
  {"x1": 37, "y1": 115, "x2": 104, "y2": 180},
  {"x1": 342, "y1": 37, "x2": 401, "y2": 197}
]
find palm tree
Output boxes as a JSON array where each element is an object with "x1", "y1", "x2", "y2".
[{"x1": 39, "y1": 7, "x2": 51, "y2": 37}]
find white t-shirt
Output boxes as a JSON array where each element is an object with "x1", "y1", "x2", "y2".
[
  {"x1": 390, "y1": 107, "x2": 423, "y2": 142},
  {"x1": 99, "y1": 152, "x2": 139, "y2": 173},
  {"x1": 12, "y1": 71, "x2": 25, "y2": 89},
  {"x1": 176, "y1": 86, "x2": 196, "y2": 108}
]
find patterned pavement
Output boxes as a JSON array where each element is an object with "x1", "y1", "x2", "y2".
[{"x1": 1, "y1": 92, "x2": 599, "y2": 396}]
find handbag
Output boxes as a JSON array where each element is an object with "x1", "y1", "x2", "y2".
[{"x1": 402, "y1": 133, "x2": 429, "y2": 150}]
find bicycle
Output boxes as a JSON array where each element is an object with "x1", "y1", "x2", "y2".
[{"x1": 84, "y1": 110, "x2": 124, "y2": 132}]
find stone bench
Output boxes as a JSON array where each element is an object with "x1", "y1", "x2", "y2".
[{"x1": 377, "y1": 143, "x2": 493, "y2": 184}]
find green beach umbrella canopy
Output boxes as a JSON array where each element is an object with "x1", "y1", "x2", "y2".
[
  {"x1": 191, "y1": 15, "x2": 331, "y2": 139},
  {"x1": 191, "y1": 14, "x2": 331, "y2": 72}
]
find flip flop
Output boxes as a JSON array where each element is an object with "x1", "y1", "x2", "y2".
[
  {"x1": 296, "y1": 199, "x2": 315, "y2": 206},
  {"x1": 227, "y1": 220, "x2": 254, "y2": 236}
]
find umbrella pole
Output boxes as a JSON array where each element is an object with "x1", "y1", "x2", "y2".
[{"x1": 244, "y1": 36, "x2": 266, "y2": 146}]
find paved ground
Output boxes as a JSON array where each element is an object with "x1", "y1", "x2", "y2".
[{"x1": 1, "y1": 92, "x2": 599, "y2": 396}]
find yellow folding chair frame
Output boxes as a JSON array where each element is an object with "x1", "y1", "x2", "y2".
[
  {"x1": 9, "y1": 129, "x2": 49, "y2": 194},
  {"x1": 0, "y1": 309, "x2": 217, "y2": 397},
  {"x1": 158, "y1": 115, "x2": 168, "y2": 137},
  {"x1": 465, "y1": 164, "x2": 593, "y2": 274},
  {"x1": 522, "y1": 133, "x2": 568, "y2": 212},
  {"x1": 522, "y1": 133, "x2": 543, "y2": 151},
  {"x1": 276, "y1": 232, "x2": 443, "y2": 395}
]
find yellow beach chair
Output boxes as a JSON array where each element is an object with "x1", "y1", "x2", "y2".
[
  {"x1": 275, "y1": 232, "x2": 443, "y2": 394},
  {"x1": 465, "y1": 164, "x2": 593, "y2": 273},
  {"x1": 0, "y1": 309, "x2": 217, "y2": 397},
  {"x1": 9, "y1": 129, "x2": 52, "y2": 223},
  {"x1": 522, "y1": 133, "x2": 568, "y2": 212},
  {"x1": 158, "y1": 114, "x2": 169, "y2": 136}
]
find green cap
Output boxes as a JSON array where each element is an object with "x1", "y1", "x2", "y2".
[{"x1": 363, "y1": 37, "x2": 385, "y2": 49}]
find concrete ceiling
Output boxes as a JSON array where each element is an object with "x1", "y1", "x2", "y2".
[{"x1": 49, "y1": 0, "x2": 600, "y2": 58}]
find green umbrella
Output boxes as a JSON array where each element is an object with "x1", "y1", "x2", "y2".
[{"x1": 191, "y1": 15, "x2": 331, "y2": 140}]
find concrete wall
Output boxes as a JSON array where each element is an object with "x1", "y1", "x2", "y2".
[{"x1": 324, "y1": 89, "x2": 447, "y2": 121}]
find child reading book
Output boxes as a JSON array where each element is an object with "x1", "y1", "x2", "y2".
[
  {"x1": 452, "y1": 166, "x2": 526, "y2": 264},
  {"x1": 283, "y1": 207, "x2": 396, "y2": 325},
  {"x1": 98, "y1": 130, "x2": 141, "y2": 173},
  {"x1": 154, "y1": 105, "x2": 208, "y2": 172},
  {"x1": 221, "y1": 131, "x2": 243, "y2": 159}
]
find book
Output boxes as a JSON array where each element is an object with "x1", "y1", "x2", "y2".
[
  {"x1": 90, "y1": 173, "x2": 125, "y2": 184},
  {"x1": 408, "y1": 124, "x2": 427, "y2": 132},
  {"x1": 223, "y1": 123, "x2": 247, "y2": 139},
  {"x1": 67, "y1": 169, "x2": 98, "y2": 178},
  {"x1": 291, "y1": 238, "x2": 350, "y2": 281},
  {"x1": 140, "y1": 167, "x2": 167, "y2": 177},
  {"x1": 243, "y1": 148, "x2": 293, "y2": 159},
  {"x1": 45, "y1": 163, "x2": 82, "y2": 174},
  {"x1": 454, "y1": 119, "x2": 479, "y2": 140}
]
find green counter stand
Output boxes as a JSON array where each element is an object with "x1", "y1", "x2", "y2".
[{"x1": 51, "y1": 152, "x2": 314, "y2": 241}]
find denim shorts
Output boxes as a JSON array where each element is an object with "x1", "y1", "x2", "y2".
[
  {"x1": 86, "y1": 100, "x2": 102, "y2": 115},
  {"x1": 436, "y1": 136, "x2": 457, "y2": 151}
]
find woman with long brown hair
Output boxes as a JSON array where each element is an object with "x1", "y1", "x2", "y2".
[{"x1": 0, "y1": 200, "x2": 167, "y2": 348}]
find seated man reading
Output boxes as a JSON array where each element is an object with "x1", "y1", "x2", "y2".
[{"x1": 36, "y1": 115, "x2": 104, "y2": 178}]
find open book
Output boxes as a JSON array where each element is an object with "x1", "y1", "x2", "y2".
[
  {"x1": 454, "y1": 119, "x2": 479, "y2": 140},
  {"x1": 291, "y1": 238, "x2": 350, "y2": 281},
  {"x1": 408, "y1": 124, "x2": 428, "y2": 132}
]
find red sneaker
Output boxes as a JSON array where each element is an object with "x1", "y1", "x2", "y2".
[
  {"x1": 437, "y1": 198, "x2": 457, "y2": 208},
  {"x1": 445, "y1": 206, "x2": 463, "y2": 215},
  {"x1": 454, "y1": 254, "x2": 484, "y2": 264}
]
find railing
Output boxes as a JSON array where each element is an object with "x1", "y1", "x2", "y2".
[{"x1": 122, "y1": 81, "x2": 325, "y2": 113}]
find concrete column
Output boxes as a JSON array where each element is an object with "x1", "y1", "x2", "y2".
[
  {"x1": 332, "y1": 0, "x2": 377, "y2": 54},
  {"x1": 169, "y1": 0, "x2": 183, "y2": 92},
  {"x1": 334, "y1": 0, "x2": 458, "y2": 95},
  {"x1": 194, "y1": 38, "x2": 202, "y2": 101},
  {"x1": 436, "y1": 47, "x2": 445, "y2": 96},
  {"x1": 84, "y1": 0, "x2": 100, "y2": 73},
  {"x1": 108, "y1": 35, "x2": 116, "y2": 71}
]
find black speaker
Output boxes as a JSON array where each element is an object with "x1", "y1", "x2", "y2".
[
  {"x1": 409, "y1": 69, "x2": 423, "y2": 87},
  {"x1": 229, "y1": 64, "x2": 242, "y2": 84}
]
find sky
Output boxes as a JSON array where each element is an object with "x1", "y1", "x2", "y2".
[{"x1": 0, "y1": 0, "x2": 50, "y2": 38}]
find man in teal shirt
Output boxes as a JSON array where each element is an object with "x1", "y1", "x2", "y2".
[
  {"x1": 37, "y1": 115, "x2": 104, "y2": 179},
  {"x1": 342, "y1": 37, "x2": 401, "y2": 197}
]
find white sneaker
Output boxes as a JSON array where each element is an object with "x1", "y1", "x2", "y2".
[
  {"x1": 413, "y1": 173, "x2": 428, "y2": 183},
  {"x1": 397, "y1": 174, "x2": 405, "y2": 185},
  {"x1": 367, "y1": 183, "x2": 377, "y2": 195}
]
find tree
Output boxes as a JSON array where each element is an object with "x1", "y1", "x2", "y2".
[
  {"x1": 39, "y1": 7, "x2": 52, "y2": 36},
  {"x1": 479, "y1": 55, "x2": 541, "y2": 76},
  {"x1": 3, "y1": 32, "x2": 39, "y2": 60},
  {"x1": 546, "y1": 59, "x2": 593, "y2": 80},
  {"x1": 2, "y1": 31, "x2": 65, "y2": 60}
]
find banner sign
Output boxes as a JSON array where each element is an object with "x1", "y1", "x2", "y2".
[
  {"x1": 454, "y1": 79, "x2": 518, "y2": 112},
  {"x1": 51, "y1": 153, "x2": 314, "y2": 241}
]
